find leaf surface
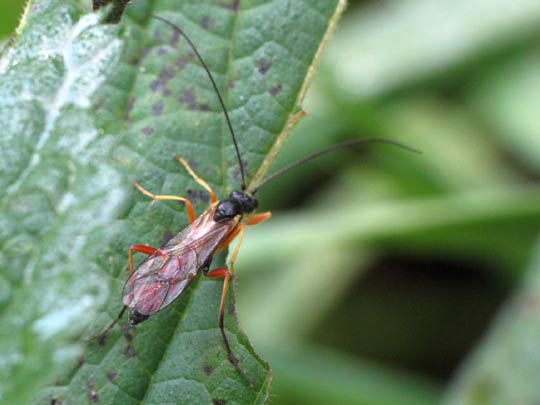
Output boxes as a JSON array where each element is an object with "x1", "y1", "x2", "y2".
[{"x1": 0, "y1": 0, "x2": 345, "y2": 403}]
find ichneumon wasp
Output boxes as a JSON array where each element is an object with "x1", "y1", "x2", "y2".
[{"x1": 98, "y1": 15, "x2": 419, "y2": 386}]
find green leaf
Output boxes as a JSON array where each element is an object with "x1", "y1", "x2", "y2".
[{"x1": 0, "y1": 0, "x2": 345, "y2": 403}]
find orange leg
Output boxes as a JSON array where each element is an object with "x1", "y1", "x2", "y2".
[
  {"x1": 207, "y1": 265, "x2": 253, "y2": 386},
  {"x1": 128, "y1": 244, "x2": 159, "y2": 275},
  {"x1": 228, "y1": 227, "x2": 244, "y2": 276},
  {"x1": 216, "y1": 225, "x2": 243, "y2": 252},
  {"x1": 208, "y1": 225, "x2": 244, "y2": 336},
  {"x1": 133, "y1": 181, "x2": 196, "y2": 223},
  {"x1": 97, "y1": 244, "x2": 160, "y2": 340},
  {"x1": 207, "y1": 267, "x2": 232, "y2": 327},
  {"x1": 245, "y1": 211, "x2": 271, "y2": 226},
  {"x1": 174, "y1": 156, "x2": 217, "y2": 203},
  {"x1": 216, "y1": 212, "x2": 270, "y2": 253},
  {"x1": 205, "y1": 228, "x2": 251, "y2": 385}
]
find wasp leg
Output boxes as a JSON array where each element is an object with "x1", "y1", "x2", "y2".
[
  {"x1": 133, "y1": 181, "x2": 196, "y2": 223},
  {"x1": 207, "y1": 264, "x2": 254, "y2": 387},
  {"x1": 216, "y1": 224, "x2": 243, "y2": 253},
  {"x1": 96, "y1": 306, "x2": 127, "y2": 343},
  {"x1": 227, "y1": 227, "x2": 244, "y2": 276},
  {"x1": 128, "y1": 244, "x2": 160, "y2": 275},
  {"x1": 96, "y1": 244, "x2": 160, "y2": 342},
  {"x1": 245, "y1": 211, "x2": 272, "y2": 226},
  {"x1": 174, "y1": 156, "x2": 217, "y2": 203},
  {"x1": 216, "y1": 212, "x2": 270, "y2": 253},
  {"x1": 216, "y1": 212, "x2": 270, "y2": 252}
]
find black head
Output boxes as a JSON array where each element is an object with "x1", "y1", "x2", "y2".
[
  {"x1": 214, "y1": 191, "x2": 258, "y2": 222},
  {"x1": 129, "y1": 308, "x2": 149, "y2": 325}
]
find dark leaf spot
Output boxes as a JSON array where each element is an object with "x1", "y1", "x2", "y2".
[
  {"x1": 50, "y1": 398, "x2": 63, "y2": 405},
  {"x1": 122, "y1": 323, "x2": 134, "y2": 341},
  {"x1": 77, "y1": 355, "x2": 84, "y2": 366},
  {"x1": 124, "y1": 344, "x2": 136, "y2": 358},
  {"x1": 153, "y1": 29, "x2": 163, "y2": 42},
  {"x1": 269, "y1": 83, "x2": 282, "y2": 96},
  {"x1": 88, "y1": 390, "x2": 99, "y2": 403},
  {"x1": 228, "y1": 300, "x2": 236, "y2": 315},
  {"x1": 179, "y1": 88, "x2": 196, "y2": 109},
  {"x1": 171, "y1": 29, "x2": 180, "y2": 47},
  {"x1": 201, "y1": 16, "x2": 214, "y2": 29},
  {"x1": 141, "y1": 46, "x2": 151, "y2": 60},
  {"x1": 107, "y1": 371, "x2": 117, "y2": 382},
  {"x1": 219, "y1": 0, "x2": 239, "y2": 12},
  {"x1": 187, "y1": 189, "x2": 210, "y2": 205},
  {"x1": 213, "y1": 400, "x2": 226, "y2": 405},
  {"x1": 152, "y1": 100, "x2": 164, "y2": 116},
  {"x1": 160, "y1": 66, "x2": 176, "y2": 81},
  {"x1": 257, "y1": 58, "x2": 271, "y2": 74},
  {"x1": 87, "y1": 383, "x2": 99, "y2": 403},
  {"x1": 150, "y1": 80, "x2": 160, "y2": 92},
  {"x1": 142, "y1": 127, "x2": 154, "y2": 136},
  {"x1": 178, "y1": 89, "x2": 211, "y2": 111},
  {"x1": 178, "y1": 89, "x2": 210, "y2": 111},
  {"x1": 150, "y1": 67, "x2": 176, "y2": 96},
  {"x1": 202, "y1": 363, "x2": 213, "y2": 375},
  {"x1": 97, "y1": 334, "x2": 107, "y2": 346},
  {"x1": 186, "y1": 159, "x2": 199, "y2": 170},
  {"x1": 226, "y1": 80, "x2": 236, "y2": 89},
  {"x1": 176, "y1": 56, "x2": 188, "y2": 70}
]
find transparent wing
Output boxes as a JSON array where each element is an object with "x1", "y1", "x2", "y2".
[
  {"x1": 122, "y1": 209, "x2": 237, "y2": 315},
  {"x1": 123, "y1": 250, "x2": 198, "y2": 315}
]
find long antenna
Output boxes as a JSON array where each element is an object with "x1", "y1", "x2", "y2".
[
  {"x1": 250, "y1": 138, "x2": 420, "y2": 194},
  {"x1": 152, "y1": 15, "x2": 247, "y2": 190}
]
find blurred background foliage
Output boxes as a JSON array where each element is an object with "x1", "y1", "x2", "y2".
[{"x1": 3, "y1": 0, "x2": 540, "y2": 404}]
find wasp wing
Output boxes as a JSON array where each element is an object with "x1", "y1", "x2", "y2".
[{"x1": 123, "y1": 213, "x2": 235, "y2": 316}]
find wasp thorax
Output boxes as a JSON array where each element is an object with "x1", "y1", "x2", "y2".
[{"x1": 214, "y1": 191, "x2": 258, "y2": 222}]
